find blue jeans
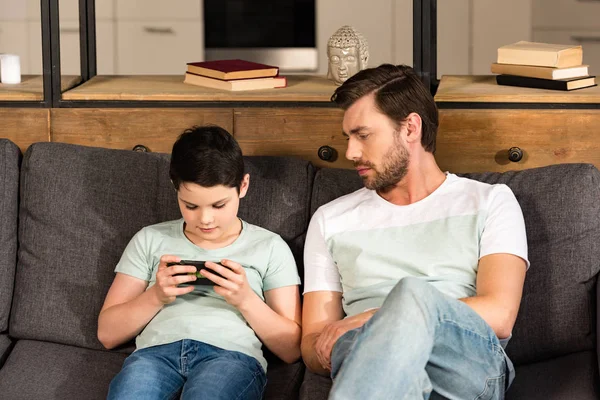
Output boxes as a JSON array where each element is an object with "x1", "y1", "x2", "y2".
[
  {"x1": 329, "y1": 277, "x2": 514, "y2": 400},
  {"x1": 107, "y1": 339, "x2": 267, "y2": 400}
]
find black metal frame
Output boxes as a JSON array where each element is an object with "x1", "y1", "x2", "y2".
[
  {"x1": 2, "y1": 0, "x2": 598, "y2": 109},
  {"x1": 414, "y1": 0, "x2": 438, "y2": 95}
]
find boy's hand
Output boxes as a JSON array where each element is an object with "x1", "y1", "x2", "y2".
[
  {"x1": 201, "y1": 259, "x2": 256, "y2": 308},
  {"x1": 153, "y1": 255, "x2": 197, "y2": 304}
]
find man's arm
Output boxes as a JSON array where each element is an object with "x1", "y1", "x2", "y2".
[
  {"x1": 460, "y1": 253, "x2": 527, "y2": 339},
  {"x1": 301, "y1": 291, "x2": 345, "y2": 376}
]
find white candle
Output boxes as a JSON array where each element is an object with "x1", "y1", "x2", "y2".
[{"x1": 0, "y1": 54, "x2": 21, "y2": 84}]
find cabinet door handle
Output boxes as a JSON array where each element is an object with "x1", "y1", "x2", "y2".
[
  {"x1": 571, "y1": 36, "x2": 600, "y2": 43},
  {"x1": 318, "y1": 145, "x2": 337, "y2": 162},
  {"x1": 508, "y1": 147, "x2": 523, "y2": 162},
  {"x1": 143, "y1": 27, "x2": 175, "y2": 35},
  {"x1": 132, "y1": 144, "x2": 150, "y2": 152},
  {"x1": 60, "y1": 27, "x2": 79, "y2": 34}
]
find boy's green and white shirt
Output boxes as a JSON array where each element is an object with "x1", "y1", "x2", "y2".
[
  {"x1": 115, "y1": 219, "x2": 301, "y2": 372},
  {"x1": 303, "y1": 173, "x2": 529, "y2": 318}
]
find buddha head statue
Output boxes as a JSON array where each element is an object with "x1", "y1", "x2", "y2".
[{"x1": 327, "y1": 25, "x2": 369, "y2": 85}]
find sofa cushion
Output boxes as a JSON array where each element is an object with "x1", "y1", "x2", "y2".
[
  {"x1": 0, "y1": 340, "x2": 302, "y2": 400},
  {"x1": 11, "y1": 142, "x2": 314, "y2": 350},
  {"x1": 0, "y1": 139, "x2": 20, "y2": 332},
  {"x1": 0, "y1": 334, "x2": 13, "y2": 369},
  {"x1": 263, "y1": 359, "x2": 305, "y2": 400},
  {"x1": 507, "y1": 351, "x2": 600, "y2": 399},
  {"x1": 300, "y1": 370, "x2": 332, "y2": 400},
  {"x1": 310, "y1": 164, "x2": 600, "y2": 366},
  {"x1": 0, "y1": 340, "x2": 127, "y2": 400},
  {"x1": 299, "y1": 351, "x2": 600, "y2": 400}
]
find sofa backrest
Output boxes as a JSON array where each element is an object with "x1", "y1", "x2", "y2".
[
  {"x1": 463, "y1": 164, "x2": 600, "y2": 365},
  {"x1": 310, "y1": 164, "x2": 600, "y2": 366},
  {"x1": 0, "y1": 139, "x2": 20, "y2": 333},
  {"x1": 10, "y1": 142, "x2": 314, "y2": 350}
]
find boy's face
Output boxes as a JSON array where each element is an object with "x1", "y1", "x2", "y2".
[{"x1": 177, "y1": 174, "x2": 249, "y2": 245}]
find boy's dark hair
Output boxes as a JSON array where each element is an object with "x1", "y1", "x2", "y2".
[
  {"x1": 169, "y1": 125, "x2": 245, "y2": 192},
  {"x1": 331, "y1": 64, "x2": 439, "y2": 153}
]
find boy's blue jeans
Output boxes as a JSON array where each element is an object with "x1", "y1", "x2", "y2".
[
  {"x1": 107, "y1": 339, "x2": 266, "y2": 400},
  {"x1": 329, "y1": 277, "x2": 515, "y2": 400}
]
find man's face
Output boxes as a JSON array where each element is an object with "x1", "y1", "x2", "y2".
[
  {"x1": 177, "y1": 177, "x2": 248, "y2": 244},
  {"x1": 328, "y1": 46, "x2": 360, "y2": 84},
  {"x1": 343, "y1": 94, "x2": 410, "y2": 191}
]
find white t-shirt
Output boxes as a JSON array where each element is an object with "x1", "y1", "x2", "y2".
[{"x1": 303, "y1": 173, "x2": 529, "y2": 318}]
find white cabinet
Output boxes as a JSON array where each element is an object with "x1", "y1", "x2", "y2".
[
  {"x1": 472, "y1": 0, "x2": 532, "y2": 74},
  {"x1": 0, "y1": 22, "x2": 29, "y2": 73},
  {"x1": 437, "y1": 0, "x2": 469, "y2": 77},
  {"x1": 115, "y1": 0, "x2": 204, "y2": 74},
  {"x1": 394, "y1": 0, "x2": 413, "y2": 66},
  {"x1": 116, "y1": 0, "x2": 201, "y2": 20},
  {"x1": 533, "y1": 0, "x2": 600, "y2": 77},
  {"x1": 0, "y1": 0, "x2": 27, "y2": 20},
  {"x1": 436, "y1": 0, "x2": 532, "y2": 77},
  {"x1": 117, "y1": 21, "x2": 202, "y2": 74},
  {"x1": 533, "y1": 30, "x2": 600, "y2": 77},
  {"x1": 533, "y1": 0, "x2": 600, "y2": 30},
  {"x1": 28, "y1": 20, "x2": 115, "y2": 75}
]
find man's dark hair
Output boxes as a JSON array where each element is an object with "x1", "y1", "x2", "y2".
[
  {"x1": 331, "y1": 64, "x2": 439, "y2": 153},
  {"x1": 169, "y1": 125, "x2": 245, "y2": 192}
]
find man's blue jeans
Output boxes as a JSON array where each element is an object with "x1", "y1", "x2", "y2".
[
  {"x1": 107, "y1": 339, "x2": 266, "y2": 400},
  {"x1": 329, "y1": 277, "x2": 515, "y2": 400}
]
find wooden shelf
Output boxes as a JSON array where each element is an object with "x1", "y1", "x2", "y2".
[
  {"x1": 0, "y1": 75, "x2": 81, "y2": 101},
  {"x1": 435, "y1": 75, "x2": 600, "y2": 103},
  {"x1": 61, "y1": 75, "x2": 339, "y2": 102}
]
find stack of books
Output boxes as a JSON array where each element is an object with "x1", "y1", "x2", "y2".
[
  {"x1": 183, "y1": 59, "x2": 287, "y2": 91},
  {"x1": 492, "y1": 41, "x2": 596, "y2": 91}
]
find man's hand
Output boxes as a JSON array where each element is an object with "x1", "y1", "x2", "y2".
[{"x1": 314, "y1": 309, "x2": 378, "y2": 371}]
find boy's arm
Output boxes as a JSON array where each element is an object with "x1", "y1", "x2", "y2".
[
  {"x1": 235, "y1": 284, "x2": 302, "y2": 364},
  {"x1": 97, "y1": 272, "x2": 160, "y2": 349},
  {"x1": 97, "y1": 255, "x2": 197, "y2": 349}
]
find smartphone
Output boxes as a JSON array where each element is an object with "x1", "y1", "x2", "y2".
[{"x1": 166, "y1": 260, "x2": 227, "y2": 286}]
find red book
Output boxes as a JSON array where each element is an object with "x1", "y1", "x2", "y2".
[{"x1": 186, "y1": 59, "x2": 279, "y2": 80}]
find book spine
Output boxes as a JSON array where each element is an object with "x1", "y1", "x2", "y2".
[{"x1": 496, "y1": 75, "x2": 567, "y2": 90}]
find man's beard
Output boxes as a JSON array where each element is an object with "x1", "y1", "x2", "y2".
[{"x1": 357, "y1": 141, "x2": 409, "y2": 192}]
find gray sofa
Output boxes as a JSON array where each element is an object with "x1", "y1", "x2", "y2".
[{"x1": 0, "y1": 138, "x2": 598, "y2": 400}]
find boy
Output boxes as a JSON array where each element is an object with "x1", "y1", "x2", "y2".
[{"x1": 99, "y1": 125, "x2": 302, "y2": 400}]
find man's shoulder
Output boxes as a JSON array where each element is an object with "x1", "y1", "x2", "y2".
[
  {"x1": 316, "y1": 187, "x2": 371, "y2": 216},
  {"x1": 447, "y1": 173, "x2": 513, "y2": 199}
]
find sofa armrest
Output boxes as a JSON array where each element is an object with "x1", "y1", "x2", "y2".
[
  {"x1": 0, "y1": 334, "x2": 13, "y2": 369},
  {"x1": 597, "y1": 277, "x2": 600, "y2": 375}
]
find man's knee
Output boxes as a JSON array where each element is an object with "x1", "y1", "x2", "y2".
[
  {"x1": 388, "y1": 277, "x2": 435, "y2": 302},
  {"x1": 380, "y1": 277, "x2": 441, "y2": 320}
]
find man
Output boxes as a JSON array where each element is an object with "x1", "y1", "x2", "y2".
[{"x1": 301, "y1": 64, "x2": 528, "y2": 399}]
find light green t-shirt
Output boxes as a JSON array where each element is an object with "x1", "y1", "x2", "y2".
[{"x1": 115, "y1": 218, "x2": 301, "y2": 372}]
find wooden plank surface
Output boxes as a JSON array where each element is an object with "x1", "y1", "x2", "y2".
[
  {"x1": 61, "y1": 75, "x2": 338, "y2": 102},
  {"x1": 436, "y1": 109, "x2": 600, "y2": 172},
  {"x1": 51, "y1": 108, "x2": 233, "y2": 153},
  {"x1": 0, "y1": 75, "x2": 81, "y2": 101},
  {"x1": 0, "y1": 109, "x2": 50, "y2": 151},
  {"x1": 234, "y1": 108, "x2": 352, "y2": 169},
  {"x1": 435, "y1": 75, "x2": 600, "y2": 103}
]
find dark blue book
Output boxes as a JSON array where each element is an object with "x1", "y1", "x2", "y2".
[{"x1": 496, "y1": 74, "x2": 596, "y2": 91}]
